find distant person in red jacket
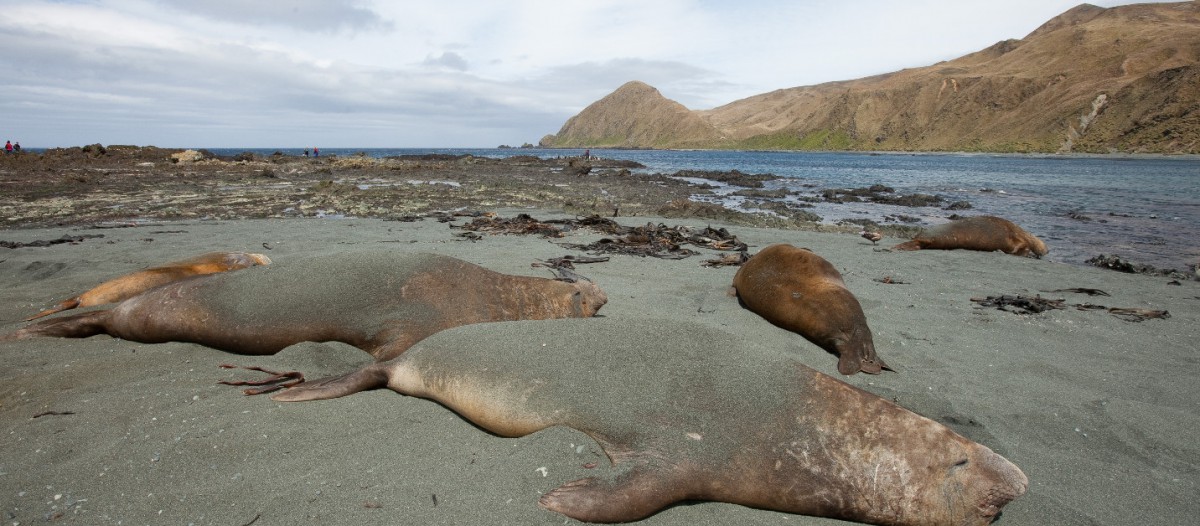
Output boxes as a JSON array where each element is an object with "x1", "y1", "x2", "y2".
[
  {"x1": 314, "y1": 146, "x2": 319, "y2": 157},
  {"x1": 4, "y1": 141, "x2": 11, "y2": 154}
]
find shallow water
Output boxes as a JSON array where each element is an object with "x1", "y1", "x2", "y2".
[{"x1": 208, "y1": 147, "x2": 1200, "y2": 272}]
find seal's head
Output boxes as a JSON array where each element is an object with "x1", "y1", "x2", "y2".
[
  {"x1": 1026, "y1": 234, "x2": 1049, "y2": 258},
  {"x1": 572, "y1": 280, "x2": 608, "y2": 317},
  {"x1": 891, "y1": 430, "x2": 1028, "y2": 526},
  {"x1": 971, "y1": 446, "x2": 1030, "y2": 521},
  {"x1": 800, "y1": 375, "x2": 1027, "y2": 526}
]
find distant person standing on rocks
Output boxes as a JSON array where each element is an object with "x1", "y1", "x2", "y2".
[
  {"x1": 314, "y1": 146, "x2": 319, "y2": 157},
  {"x1": 583, "y1": 149, "x2": 590, "y2": 160},
  {"x1": 4, "y1": 141, "x2": 11, "y2": 154},
  {"x1": 304, "y1": 148, "x2": 310, "y2": 157},
  {"x1": 13, "y1": 142, "x2": 20, "y2": 153}
]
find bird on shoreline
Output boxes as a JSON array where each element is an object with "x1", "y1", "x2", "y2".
[{"x1": 860, "y1": 231, "x2": 883, "y2": 245}]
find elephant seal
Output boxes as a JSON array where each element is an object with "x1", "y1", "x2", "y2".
[
  {"x1": 731, "y1": 243, "x2": 890, "y2": 375},
  {"x1": 272, "y1": 318, "x2": 1027, "y2": 525},
  {"x1": 892, "y1": 216, "x2": 1048, "y2": 258},
  {"x1": 25, "y1": 251, "x2": 272, "y2": 320},
  {"x1": 4, "y1": 251, "x2": 607, "y2": 360}
]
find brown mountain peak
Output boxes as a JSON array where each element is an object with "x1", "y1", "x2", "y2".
[
  {"x1": 1025, "y1": 3, "x2": 1107, "y2": 39},
  {"x1": 542, "y1": 1, "x2": 1199, "y2": 154},
  {"x1": 540, "y1": 82, "x2": 719, "y2": 148}
]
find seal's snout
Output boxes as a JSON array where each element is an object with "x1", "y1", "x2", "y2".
[
  {"x1": 1031, "y1": 237, "x2": 1049, "y2": 257},
  {"x1": 973, "y1": 448, "x2": 1028, "y2": 519},
  {"x1": 582, "y1": 282, "x2": 609, "y2": 315},
  {"x1": 249, "y1": 253, "x2": 273, "y2": 265}
]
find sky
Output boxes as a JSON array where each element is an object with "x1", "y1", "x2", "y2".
[{"x1": 0, "y1": 0, "x2": 1142, "y2": 148}]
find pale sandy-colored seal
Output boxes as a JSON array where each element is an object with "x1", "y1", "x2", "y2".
[
  {"x1": 272, "y1": 318, "x2": 1027, "y2": 525},
  {"x1": 4, "y1": 251, "x2": 607, "y2": 360},
  {"x1": 24, "y1": 251, "x2": 272, "y2": 320},
  {"x1": 731, "y1": 243, "x2": 890, "y2": 375},
  {"x1": 892, "y1": 215, "x2": 1048, "y2": 258}
]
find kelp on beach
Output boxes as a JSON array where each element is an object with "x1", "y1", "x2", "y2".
[{"x1": 454, "y1": 213, "x2": 748, "y2": 260}]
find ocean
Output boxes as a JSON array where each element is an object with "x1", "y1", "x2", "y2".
[{"x1": 207, "y1": 147, "x2": 1200, "y2": 273}]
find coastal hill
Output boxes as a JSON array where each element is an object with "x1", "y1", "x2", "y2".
[{"x1": 540, "y1": 2, "x2": 1200, "y2": 153}]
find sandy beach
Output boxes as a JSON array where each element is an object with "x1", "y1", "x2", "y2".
[{"x1": 1, "y1": 211, "x2": 1197, "y2": 525}]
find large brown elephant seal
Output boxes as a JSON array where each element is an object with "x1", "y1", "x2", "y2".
[
  {"x1": 4, "y1": 251, "x2": 607, "y2": 360},
  {"x1": 731, "y1": 243, "x2": 890, "y2": 375},
  {"x1": 272, "y1": 318, "x2": 1027, "y2": 525},
  {"x1": 892, "y1": 215, "x2": 1048, "y2": 258},
  {"x1": 25, "y1": 251, "x2": 272, "y2": 320}
]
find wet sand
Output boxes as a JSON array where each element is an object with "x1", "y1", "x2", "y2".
[{"x1": 1, "y1": 212, "x2": 1197, "y2": 525}]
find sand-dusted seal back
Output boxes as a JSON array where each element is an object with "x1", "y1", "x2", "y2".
[
  {"x1": 731, "y1": 243, "x2": 890, "y2": 375},
  {"x1": 893, "y1": 215, "x2": 1048, "y2": 257},
  {"x1": 5, "y1": 250, "x2": 607, "y2": 360},
  {"x1": 272, "y1": 318, "x2": 1027, "y2": 525},
  {"x1": 24, "y1": 251, "x2": 271, "y2": 320}
]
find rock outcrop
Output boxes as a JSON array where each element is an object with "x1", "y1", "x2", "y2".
[{"x1": 170, "y1": 150, "x2": 205, "y2": 163}]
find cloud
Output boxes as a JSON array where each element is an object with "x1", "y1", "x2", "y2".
[
  {"x1": 155, "y1": 0, "x2": 393, "y2": 34},
  {"x1": 423, "y1": 52, "x2": 469, "y2": 71},
  {"x1": 0, "y1": 0, "x2": 1150, "y2": 148}
]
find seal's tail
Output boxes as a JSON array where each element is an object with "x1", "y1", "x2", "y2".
[
  {"x1": 891, "y1": 240, "x2": 921, "y2": 251},
  {"x1": 270, "y1": 363, "x2": 390, "y2": 402}
]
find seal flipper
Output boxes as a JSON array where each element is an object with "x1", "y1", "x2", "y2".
[
  {"x1": 25, "y1": 298, "x2": 82, "y2": 321},
  {"x1": 23, "y1": 251, "x2": 273, "y2": 321},
  {"x1": 835, "y1": 333, "x2": 892, "y2": 377},
  {"x1": 538, "y1": 465, "x2": 693, "y2": 523},
  {"x1": 838, "y1": 351, "x2": 894, "y2": 375},
  {"x1": 2, "y1": 310, "x2": 112, "y2": 341},
  {"x1": 270, "y1": 364, "x2": 389, "y2": 402},
  {"x1": 834, "y1": 337, "x2": 895, "y2": 375}
]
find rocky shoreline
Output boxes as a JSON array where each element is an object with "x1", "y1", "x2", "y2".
[
  {"x1": 4, "y1": 145, "x2": 1193, "y2": 279},
  {"x1": 0, "y1": 145, "x2": 903, "y2": 233}
]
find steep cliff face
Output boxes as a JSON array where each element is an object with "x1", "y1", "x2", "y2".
[{"x1": 541, "y1": 2, "x2": 1200, "y2": 153}]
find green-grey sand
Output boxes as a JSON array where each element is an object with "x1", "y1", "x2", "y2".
[{"x1": 2, "y1": 212, "x2": 1196, "y2": 525}]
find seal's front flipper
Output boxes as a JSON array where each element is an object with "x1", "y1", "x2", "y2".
[
  {"x1": 270, "y1": 365, "x2": 388, "y2": 402},
  {"x1": 538, "y1": 466, "x2": 690, "y2": 523},
  {"x1": 218, "y1": 364, "x2": 306, "y2": 395}
]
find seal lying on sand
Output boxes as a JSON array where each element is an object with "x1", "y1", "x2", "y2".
[
  {"x1": 25, "y1": 251, "x2": 272, "y2": 320},
  {"x1": 5, "y1": 251, "x2": 607, "y2": 360},
  {"x1": 731, "y1": 243, "x2": 891, "y2": 375},
  {"x1": 892, "y1": 215, "x2": 1048, "y2": 258},
  {"x1": 272, "y1": 318, "x2": 1027, "y2": 526}
]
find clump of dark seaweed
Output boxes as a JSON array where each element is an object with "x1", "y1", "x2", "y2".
[{"x1": 453, "y1": 213, "x2": 748, "y2": 260}]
